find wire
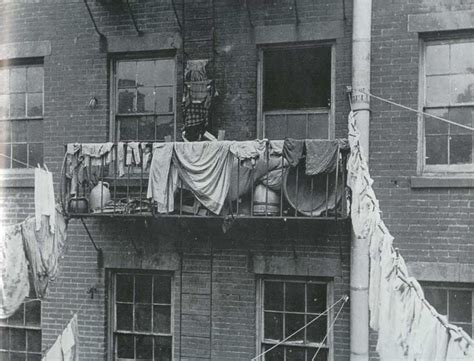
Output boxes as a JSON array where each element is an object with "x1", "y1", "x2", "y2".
[
  {"x1": 310, "y1": 297, "x2": 347, "y2": 361},
  {"x1": 171, "y1": 0, "x2": 183, "y2": 33},
  {"x1": 251, "y1": 295, "x2": 349, "y2": 361},
  {"x1": 0, "y1": 152, "x2": 35, "y2": 169},
  {"x1": 359, "y1": 89, "x2": 474, "y2": 132}
]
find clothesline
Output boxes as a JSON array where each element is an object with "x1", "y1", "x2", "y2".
[
  {"x1": 0, "y1": 152, "x2": 36, "y2": 169},
  {"x1": 357, "y1": 89, "x2": 474, "y2": 131},
  {"x1": 251, "y1": 294, "x2": 349, "y2": 361}
]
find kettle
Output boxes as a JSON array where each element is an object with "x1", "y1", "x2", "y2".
[{"x1": 89, "y1": 181, "x2": 111, "y2": 211}]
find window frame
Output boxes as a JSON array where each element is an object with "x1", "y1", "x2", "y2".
[
  {"x1": 256, "y1": 277, "x2": 334, "y2": 361},
  {"x1": 417, "y1": 35, "x2": 474, "y2": 175},
  {"x1": 0, "y1": 58, "x2": 44, "y2": 174},
  {"x1": 107, "y1": 269, "x2": 174, "y2": 361},
  {"x1": 421, "y1": 282, "x2": 474, "y2": 337},
  {"x1": 109, "y1": 53, "x2": 177, "y2": 143},
  {"x1": 257, "y1": 42, "x2": 336, "y2": 140}
]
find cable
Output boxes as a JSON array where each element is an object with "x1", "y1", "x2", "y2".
[
  {"x1": 251, "y1": 295, "x2": 349, "y2": 361},
  {"x1": 171, "y1": 0, "x2": 183, "y2": 33},
  {"x1": 358, "y1": 89, "x2": 474, "y2": 132},
  {"x1": 0, "y1": 152, "x2": 35, "y2": 169}
]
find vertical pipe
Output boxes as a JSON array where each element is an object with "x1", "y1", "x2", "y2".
[{"x1": 351, "y1": 0, "x2": 371, "y2": 360}]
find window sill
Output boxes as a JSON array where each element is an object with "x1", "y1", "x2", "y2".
[
  {"x1": 410, "y1": 176, "x2": 474, "y2": 188},
  {"x1": 0, "y1": 170, "x2": 35, "y2": 188}
]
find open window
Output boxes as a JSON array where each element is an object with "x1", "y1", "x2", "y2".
[{"x1": 258, "y1": 44, "x2": 335, "y2": 140}]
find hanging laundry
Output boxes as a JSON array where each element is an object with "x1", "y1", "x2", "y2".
[
  {"x1": 147, "y1": 143, "x2": 179, "y2": 213},
  {"x1": 35, "y1": 167, "x2": 56, "y2": 233},
  {"x1": 173, "y1": 141, "x2": 233, "y2": 214},
  {"x1": 42, "y1": 335, "x2": 62, "y2": 361},
  {"x1": 446, "y1": 329, "x2": 473, "y2": 360},
  {"x1": 125, "y1": 142, "x2": 141, "y2": 166},
  {"x1": 0, "y1": 223, "x2": 30, "y2": 319},
  {"x1": 283, "y1": 138, "x2": 304, "y2": 167},
  {"x1": 21, "y1": 208, "x2": 68, "y2": 298},
  {"x1": 184, "y1": 59, "x2": 209, "y2": 81},
  {"x1": 81, "y1": 142, "x2": 114, "y2": 166},
  {"x1": 62, "y1": 314, "x2": 79, "y2": 361},
  {"x1": 116, "y1": 142, "x2": 125, "y2": 177},
  {"x1": 229, "y1": 140, "x2": 267, "y2": 162},
  {"x1": 305, "y1": 139, "x2": 344, "y2": 175}
]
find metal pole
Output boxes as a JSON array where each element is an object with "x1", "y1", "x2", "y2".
[{"x1": 350, "y1": 0, "x2": 371, "y2": 360}]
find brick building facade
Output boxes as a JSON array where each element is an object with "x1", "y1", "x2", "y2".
[{"x1": 0, "y1": 0, "x2": 472, "y2": 360}]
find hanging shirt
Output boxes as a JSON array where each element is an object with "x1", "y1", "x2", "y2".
[
  {"x1": 35, "y1": 167, "x2": 56, "y2": 233},
  {"x1": 0, "y1": 223, "x2": 30, "y2": 319},
  {"x1": 62, "y1": 314, "x2": 79, "y2": 361},
  {"x1": 42, "y1": 335, "x2": 63, "y2": 361}
]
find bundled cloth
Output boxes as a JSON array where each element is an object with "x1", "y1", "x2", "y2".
[
  {"x1": 42, "y1": 314, "x2": 79, "y2": 361},
  {"x1": 347, "y1": 111, "x2": 473, "y2": 360}
]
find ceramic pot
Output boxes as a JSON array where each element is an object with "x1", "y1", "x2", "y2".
[{"x1": 89, "y1": 181, "x2": 111, "y2": 211}]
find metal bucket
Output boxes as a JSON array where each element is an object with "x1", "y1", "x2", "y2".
[{"x1": 253, "y1": 183, "x2": 280, "y2": 216}]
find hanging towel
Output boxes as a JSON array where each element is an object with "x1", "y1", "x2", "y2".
[
  {"x1": 229, "y1": 140, "x2": 267, "y2": 161},
  {"x1": 173, "y1": 141, "x2": 233, "y2": 214},
  {"x1": 42, "y1": 335, "x2": 63, "y2": 361},
  {"x1": 147, "y1": 143, "x2": 179, "y2": 213},
  {"x1": 21, "y1": 208, "x2": 68, "y2": 298},
  {"x1": 82, "y1": 142, "x2": 114, "y2": 166},
  {"x1": 62, "y1": 314, "x2": 79, "y2": 361},
  {"x1": 305, "y1": 139, "x2": 340, "y2": 175},
  {"x1": 125, "y1": 142, "x2": 141, "y2": 166},
  {"x1": 0, "y1": 223, "x2": 30, "y2": 319},
  {"x1": 35, "y1": 167, "x2": 56, "y2": 233},
  {"x1": 283, "y1": 138, "x2": 304, "y2": 167}
]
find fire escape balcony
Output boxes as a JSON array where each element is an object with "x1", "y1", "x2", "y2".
[{"x1": 61, "y1": 140, "x2": 349, "y2": 221}]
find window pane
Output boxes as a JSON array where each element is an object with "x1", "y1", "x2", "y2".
[
  {"x1": 135, "y1": 275, "x2": 152, "y2": 303},
  {"x1": 0, "y1": 144, "x2": 11, "y2": 168},
  {"x1": 0, "y1": 69, "x2": 9, "y2": 93},
  {"x1": 424, "y1": 288, "x2": 447, "y2": 315},
  {"x1": 116, "y1": 334, "x2": 134, "y2": 359},
  {"x1": 27, "y1": 120, "x2": 43, "y2": 142},
  {"x1": 264, "y1": 312, "x2": 283, "y2": 340},
  {"x1": 448, "y1": 290, "x2": 472, "y2": 323},
  {"x1": 12, "y1": 143, "x2": 28, "y2": 168},
  {"x1": 28, "y1": 354, "x2": 42, "y2": 361},
  {"x1": 265, "y1": 114, "x2": 287, "y2": 139},
  {"x1": 154, "y1": 336, "x2": 172, "y2": 361},
  {"x1": 426, "y1": 44, "x2": 450, "y2": 75},
  {"x1": 11, "y1": 121, "x2": 27, "y2": 142},
  {"x1": 306, "y1": 315, "x2": 327, "y2": 343},
  {"x1": 135, "y1": 304, "x2": 152, "y2": 332},
  {"x1": 286, "y1": 346, "x2": 305, "y2": 361},
  {"x1": 450, "y1": 42, "x2": 474, "y2": 74},
  {"x1": 135, "y1": 335, "x2": 153, "y2": 359},
  {"x1": 118, "y1": 89, "x2": 136, "y2": 113},
  {"x1": 27, "y1": 330, "x2": 41, "y2": 352},
  {"x1": 118, "y1": 61, "x2": 136, "y2": 88},
  {"x1": 451, "y1": 74, "x2": 474, "y2": 104},
  {"x1": 154, "y1": 60, "x2": 174, "y2": 85},
  {"x1": 28, "y1": 143, "x2": 43, "y2": 168},
  {"x1": 425, "y1": 135, "x2": 448, "y2": 165},
  {"x1": 27, "y1": 93, "x2": 43, "y2": 117},
  {"x1": 264, "y1": 282, "x2": 283, "y2": 311},
  {"x1": 264, "y1": 47, "x2": 331, "y2": 111},
  {"x1": 11, "y1": 352, "x2": 26, "y2": 361},
  {"x1": 154, "y1": 276, "x2": 171, "y2": 304},
  {"x1": 0, "y1": 95, "x2": 9, "y2": 119},
  {"x1": 425, "y1": 115, "x2": 449, "y2": 135},
  {"x1": 137, "y1": 87, "x2": 155, "y2": 113},
  {"x1": 119, "y1": 118, "x2": 138, "y2": 141},
  {"x1": 153, "y1": 305, "x2": 171, "y2": 334},
  {"x1": 25, "y1": 300, "x2": 41, "y2": 326},
  {"x1": 8, "y1": 305, "x2": 24, "y2": 325},
  {"x1": 263, "y1": 345, "x2": 284, "y2": 361},
  {"x1": 286, "y1": 114, "x2": 307, "y2": 139},
  {"x1": 0, "y1": 327, "x2": 10, "y2": 349},
  {"x1": 308, "y1": 113, "x2": 329, "y2": 139},
  {"x1": 311, "y1": 348, "x2": 328, "y2": 361},
  {"x1": 450, "y1": 135, "x2": 472, "y2": 164},
  {"x1": 285, "y1": 283, "x2": 305, "y2": 312},
  {"x1": 26, "y1": 67, "x2": 43, "y2": 93},
  {"x1": 137, "y1": 60, "x2": 155, "y2": 87},
  {"x1": 155, "y1": 116, "x2": 174, "y2": 141},
  {"x1": 116, "y1": 303, "x2": 133, "y2": 331},
  {"x1": 10, "y1": 68, "x2": 26, "y2": 93},
  {"x1": 155, "y1": 87, "x2": 173, "y2": 113},
  {"x1": 449, "y1": 107, "x2": 474, "y2": 135},
  {"x1": 10, "y1": 93, "x2": 26, "y2": 118},
  {"x1": 426, "y1": 76, "x2": 451, "y2": 106},
  {"x1": 138, "y1": 116, "x2": 155, "y2": 141},
  {"x1": 10, "y1": 328, "x2": 26, "y2": 351},
  {"x1": 307, "y1": 284, "x2": 327, "y2": 313},
  {"x1": 285, "y1": 313, "x2": 304, "y2": 342},
  {"x1": 116, "y1": 274, "x2": 134, "y2": 302}
]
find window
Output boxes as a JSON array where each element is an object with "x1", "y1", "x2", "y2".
[
  {"x1": 0, "y1": 291, "x2": 42, "y2": 361},
  {"x1": 258, "y1": 45, "x2": 334, "y2": 140},
  {"x1": 110, "y1": 271, "x2": 172, "y2": 361},
  {"x1": 421, "y1": 38, "x2": 474, "y2": 173},
  {"x1": 113, "y1": 57, "x2": 176, "y2": 142},
  {"x1": 423, "y1": 284, "x2": 473, "y2": 337},
  {"x1": 0, "y1": 60, "x2": 44, "y2": 169},
  {"x1": 258, "y1": 278, "x2": 331, "y2": 361}
]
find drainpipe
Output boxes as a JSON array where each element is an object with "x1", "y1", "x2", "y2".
[{"x1": 350, "y1": 0, "x2": 371, "y2": 361}]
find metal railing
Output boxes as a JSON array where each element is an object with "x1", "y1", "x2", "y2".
[{"x1": 61, "y1": 141, "x2": 348, "y2": 220}]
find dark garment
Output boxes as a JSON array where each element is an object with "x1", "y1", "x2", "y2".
[
  {"x1": 183, "y1": 102, "x2": 209, "y2": 129},
  {"x1": 283, "y1": 138, "x2": 304, "y2": 167},
  {"x1": 305, "y1": 139, "x2": 340, "y2": 175}
]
